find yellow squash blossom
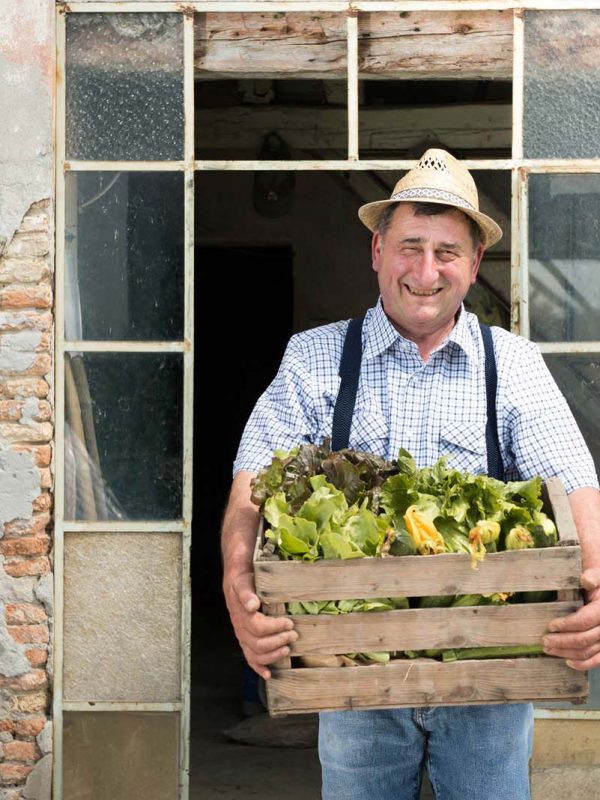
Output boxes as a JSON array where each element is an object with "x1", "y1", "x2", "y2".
[
  {"x1": 468, "y1": 519, "x2": 501, "y2": 570},
  {"x1": 403, "y1": 506, "x2": 445, "y2": 555}
]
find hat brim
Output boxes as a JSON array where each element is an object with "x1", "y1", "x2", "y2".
[{"x1": 358, "y1": 197, "x2": 503, "y2": 249}]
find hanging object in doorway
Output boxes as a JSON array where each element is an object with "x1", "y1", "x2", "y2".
[{"x1": 252, "y1": 132, "x2": 296, "y2": 218}]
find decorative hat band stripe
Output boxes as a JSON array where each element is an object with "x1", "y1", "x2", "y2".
[{"x1": 390, "y1": 188, "x2": 476, "y2": 212}]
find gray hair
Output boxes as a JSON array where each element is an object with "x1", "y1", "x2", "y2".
[{"x1": 377, "y1": 202, "x2": 482, "y2": 250}]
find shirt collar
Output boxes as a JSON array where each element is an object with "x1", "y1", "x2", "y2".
[{"x1": 363, "y1": 298, "x2": 480, "y2": 365}]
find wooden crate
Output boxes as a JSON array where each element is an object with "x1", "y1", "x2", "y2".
[{"x1": 254, "y1": 477, "x2": 589, "y2": 716}]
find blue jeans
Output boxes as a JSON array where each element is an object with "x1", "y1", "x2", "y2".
[{"x1": 319, "y1": 703, "x2": 533, "y2": 800}]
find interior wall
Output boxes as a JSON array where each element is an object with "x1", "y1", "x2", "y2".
[{"x1": 196, "y1": 171, "x2": 379, "y2": 332}]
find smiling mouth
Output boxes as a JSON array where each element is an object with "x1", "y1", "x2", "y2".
[{"x1": 405, "y1": 286, "x2": 442, "y2": 296}]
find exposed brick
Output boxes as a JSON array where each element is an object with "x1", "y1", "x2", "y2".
[
  {"x1": 39, "y1": 468, "x2": 52, "y2": 489},
  {"x1": 0, "y1": 285, "x2": 52, "y2": 310},
  {"x1": 3, "y1": 514, "x2": 51, "y2": 538},
  {"x1": 10, "y1": 691, "x2": 48, "y2": 714},
  {"x1": 2, "y1": 741, "x2": 37, "y2": 762},
  {"x1": 11, "y1": 445, "x2": 51, "y2": 468},
  {"x1": 3, "y1": 557, "x2": 50, "y2": 578},
  {"x1": 0, "y1": 721, "x2": 14, "y2": 734},
  {"x1": 0, "y1": 352, "x2": 52, "y2": 378},
  {"x1": 1, "y1": 536, "x2": 50, "y2": 557},
  {"x1": 7, "y1": 625, "x2": 49, "y2": 645},
  {"x1": 32, "y1": 494, "x2": 51, "y2": 513},
  {"x1": 0, "y1": 258, "x2": 49, "y2": 285},
  {"x1": 5, "y1": 603, "x2": 47, "y2": 625},
  {"x1": 5, "y1": 671, "x2": 48, "y2": 693},
  {"x1": 0, "y1": 421, "x2": 53, "y2": 444},
  {"x1": 13, "y1": 718, "x2": 45, "y2": 739},
  {"x1": 0, "y1": 311, "x2": 52, "y2": 334},
  {"x1": 0, "y1": 763, "x2": 33, "y2": 784},
  {"x1": 1, "y1": 378, "x2": 49, "y2": 399},
  {"x1": 0, "y1": 401, "x2": 21, "y2": 421},
  {"x1": 24, "y1": 649, "x2": 48, "y2": 668},
  {"x1": 4, "y1": 232, "x2": 49, "y2": 259},
  {"x1": 19, "y1": 207, "x2": 49, "y2": 235}
]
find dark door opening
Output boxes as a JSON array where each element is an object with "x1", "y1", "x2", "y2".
[{"x1": 190, "y1": 245, "x2": 322, "y2": 798}]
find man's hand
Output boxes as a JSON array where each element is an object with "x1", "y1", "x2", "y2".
[
  {"x1": 224, "y1": 570, "x2": 298, "y2": 680},
  {"x1": 543, "y1": 567, "x2": 600, "y2": 670}
]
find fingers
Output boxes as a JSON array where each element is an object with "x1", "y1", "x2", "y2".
[
  {"x1": 544, "y1": 598, "x2": 600, "y2": 669},
  {"x1": 581, "y1": 567, "x2": 600, "y2": 593},
  {"x1": 548, "y1": 600, "x2": 600, "y2": 634}
]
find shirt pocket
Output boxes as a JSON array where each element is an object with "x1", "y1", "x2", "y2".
[
  {"x1": 350, "y1": 398, "x2": 389, "y2": 458},
  {"x1": 439, "y1": 418, "x2": 486, "y2": 473}
]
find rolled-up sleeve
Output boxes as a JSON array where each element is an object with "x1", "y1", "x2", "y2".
[{"x1": 233, "y1": 334, "x2": 319, "y2": 475}]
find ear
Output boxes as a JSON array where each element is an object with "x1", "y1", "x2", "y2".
[
  {"x1": 470, "y1": 243, "x2": 484, "y2": 284},
  {"x1": 371, "y1": 231, "x2": 383, "y2": 273}
]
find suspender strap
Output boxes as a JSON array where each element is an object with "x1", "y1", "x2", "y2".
[
  {"x1": 480, "y1": 322, "x2": 505, "y2": 481},
  {"x1": 332, "y1": 316, "x2": 505, "y2": 482},
  {"x1": 331, "y1": 316, "x2": 364, "y2": 451}
]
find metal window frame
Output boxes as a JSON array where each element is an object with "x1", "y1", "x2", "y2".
[{"x1": 54, "y1": 3, "x2": 600, "y2": 797}]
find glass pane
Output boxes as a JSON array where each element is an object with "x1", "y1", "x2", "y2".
[
  {"x1": 65, "y1": 172, "x2": 184, "y2": 341},
  {"x1": 544, "y1": 355, "x2": 600, "y2": 479},
  {"x1": 66, "y1": 13, "x2": 184, "y2": 160},
  {"x1": 524, "y1": 10, "x2": 600, "y2": 158},
  {"x1": 64, "y1": 352, "x2": 183, "y2": 521},
  {"x1": 64, "y1": 533, "x2": 181, "y2": 702},
  {"x1": 195, "y1": 12, "x2": 346, "y2": 160},
  {"x1": 64, "y1": 712, "x2": 179, "y2": 800},
  {"x1": 529, "y1": 175, "x2": 600, "y2": 342}
]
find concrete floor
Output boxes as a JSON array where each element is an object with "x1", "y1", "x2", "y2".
[{"x1": 189, "y1": 607, "x2": 433, "y2": 799}]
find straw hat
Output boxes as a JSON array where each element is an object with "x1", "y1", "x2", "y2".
[{"x1": 358, "y1": 148, "x2": 502, "y2": 248}]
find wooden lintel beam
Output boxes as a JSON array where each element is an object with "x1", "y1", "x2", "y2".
[
  {"x1": 196, "y1": 103, "x2": 512, "y2": 154},
  {"x1": 195, "y1": 11, "x2": 513, "y2": 81}
]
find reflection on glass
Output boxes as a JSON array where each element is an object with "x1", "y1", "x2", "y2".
[
  {"x1": 529, "y1": 175, "x2": 600, "y2": 342},
  {"x1": 524, "y1": 10, "x2": 600, "y2": 158},
  {"x1": 64, "y1": 353, "x2": 183, "y2": 521},
  {"x1": 66, "y1": 13, "x2": 183, "y2": 160},
  {"x1": 64, "y1": 712, "x2": 179, "y2": 800},
  {"x1": 196, "y1": 12, "x2": 346, "y2": 160},
  {"x1": 545, "y1": 355, "x2": 600, "y2": 479},
  {"x1": 65, "y1": 172, "x2": 184, "y2": 341},
  {"x1": 64, "y1": 533, "x2": 181, "y2": 702}
]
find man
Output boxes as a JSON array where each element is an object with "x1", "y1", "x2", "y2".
[{"x1": 222, "y1": 149, "x2": 600, "y2": 799}]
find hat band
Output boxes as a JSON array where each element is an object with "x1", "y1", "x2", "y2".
[{"x1": 390, "y1": 187, "x2": 476, "y2": 213}]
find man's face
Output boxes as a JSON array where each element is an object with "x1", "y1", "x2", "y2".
[{"x1": 371, "y1": 203, "x2": 484, "y2": 348}]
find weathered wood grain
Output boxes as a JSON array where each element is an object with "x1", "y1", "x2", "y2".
[
  {"x1": 266, "y1": 657, "x2": 588, "y2": 715},
  {"x1": 195, "y1": 11, "x2": 513, "y2": 80},
  {"x1": 196, "y1": 103, "x2": 512, "y2": 154},
  {"x1": 255, "y1": 547, "x2": 582, "y2": 603},
  {"x1": 288, "y1": 601, "x2": 581, "y2": 656}
]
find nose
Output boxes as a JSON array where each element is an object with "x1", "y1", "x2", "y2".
[{"x1": 414, "y1": 247, "x2": 439, "y2": 286}]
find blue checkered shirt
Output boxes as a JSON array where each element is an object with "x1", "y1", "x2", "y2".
[{"x1": 234, "y1": 299, "x2": 598, "y2": 493}]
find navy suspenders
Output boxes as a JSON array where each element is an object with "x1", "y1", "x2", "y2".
[{"x1": 331, "y1": 316, "x2": 505, "y2": 481}]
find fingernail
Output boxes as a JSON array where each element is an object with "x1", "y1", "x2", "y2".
[
  {"x1": 566, "y1": 660, "x2": 575, "y2": 669},
  {"x1": 282, "y1": 646, "x2": 290, "y2": 656},
  {"x1": 289, "y1": 631, "x2": 299, "y2": 642},
  {"x1": 548, "y1": 623, "x2": 559, "y2": 632}
]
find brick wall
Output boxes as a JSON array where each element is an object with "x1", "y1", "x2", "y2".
[{"x1": 0, "y1": 200, "x2": 53, "y2": 799}]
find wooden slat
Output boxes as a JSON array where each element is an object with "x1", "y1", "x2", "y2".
[
  {"x1": 266, "y1": 658, "x2": 588, "y2": 715},
  {"x1": 544, "y1": 476, "x2": 580, "y2": 545},
  {"x1": 255, "y1": 546, "x2": 582, "y2": 602},
  {"x1": 195, "y1": 11, "x2": 513, "y2": 80},
  {"x1": 288, "y1": 601, "x2": 581, "y2": 655}
]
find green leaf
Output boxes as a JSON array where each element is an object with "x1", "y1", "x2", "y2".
[{"x1": 319, "y1": 531, "x2": 365, "y2": 560}]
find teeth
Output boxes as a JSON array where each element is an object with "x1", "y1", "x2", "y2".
[{"x1": 407, "y1": 287, "x2": 441, "y2": 296}]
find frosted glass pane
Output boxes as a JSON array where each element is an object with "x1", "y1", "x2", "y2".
[
  {"x1": 66, "y1": 13, "x2": 183, "y2": 160},
  {"x1": 524, "y1": 11, "x2": 600, "y2": 158},
  {"x1": 64, "y1": 352, "x2": 183, "y2": 521},
  {"x1": 65, "y1": 172, "x2": 184, "y2": 341},
  {"x1": 529, "y1": 175, "x2": 600, "y2": 342},
  {"x1": 64, "y1": 533, "x2": 181, "y2": 702},
  {"x1": 545, "y1": 355, "x2": 600, "y2": 481},
  {"x1": 64, "y1": 712, "x2": 179, "y2": 800}
]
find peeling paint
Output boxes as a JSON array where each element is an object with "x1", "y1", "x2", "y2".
[
  {"x1": 0, "y1": 446, "x2": 40, "y2": 527},
  {"x1": 0, "y1": 601, "x2": 30, "y2": 677}
]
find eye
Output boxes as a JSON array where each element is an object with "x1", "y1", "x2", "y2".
[{"x1": 437, "y1": 249, "x2": 457, "y2": 262}]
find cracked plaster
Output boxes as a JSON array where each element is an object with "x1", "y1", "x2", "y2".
[
  {"x1": 0, "y1": 445, "x2": 40, "y2": 527},
  {"x1": 0, "y1": 601, "x2": 30, "y2": 677},
  {"x1": 0, "y1": 1, "x2": 53, "y2": 252}
]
